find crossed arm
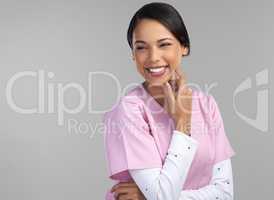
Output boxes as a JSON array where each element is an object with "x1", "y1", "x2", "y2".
[{"x1": 111, "y1": 131, "x2": 234, "y2": 200}]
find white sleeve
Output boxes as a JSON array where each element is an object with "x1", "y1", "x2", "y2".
[
  {"x1": 130, "y1": 159, "x2": 234, "y2": 200},
  {"x1": 179, "y1": 159, "x2": 234, "y2": 200},
  {"x1": 129, "y1": 130, "x2": 199, "y2": 200}
]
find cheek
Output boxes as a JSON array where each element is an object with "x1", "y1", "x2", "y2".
[
  {"x1": 135, "y1": 52, "x2": 147, "y2": 63},
  {"x1": 136, "y1": 65, "x2": 145, "y2": 76},
  {"x1": 134, "y1": 54, "x2": 147, "y2": 75},
  {"x1": 166, "y1": 51, "x2": 182, "y2": 69},
  {"x1": 135, "y1": 53, "x2": 147, "y2": 64}
]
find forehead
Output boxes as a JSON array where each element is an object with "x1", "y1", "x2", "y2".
[{"x1": 132, "y1": 19, "x2": 175, "y2": 43}]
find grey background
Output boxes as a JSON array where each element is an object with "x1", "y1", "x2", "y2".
[{"x1": 1, "y1": 0, "x2": 273, "y2": 199}]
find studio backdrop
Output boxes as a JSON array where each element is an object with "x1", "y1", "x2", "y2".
[{"x1": 1, "y1": 0, "x2": 273, "y2": 199}]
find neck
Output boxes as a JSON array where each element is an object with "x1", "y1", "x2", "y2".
[{"x1": 142, "y1": 81, "x2": 165, "y2": 107}]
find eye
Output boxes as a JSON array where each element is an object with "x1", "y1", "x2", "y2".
[
  {"x1": 135, "y1": 46, "x2": 146, "y2": 50},
  {"x1": 159, "y1": 43, "x2": 172, "y2": 47}
]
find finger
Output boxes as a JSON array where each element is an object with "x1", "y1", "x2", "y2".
[
  {"x1": 111, "y1": 185, "x2": 136, "y2": 194},
  {"x1": 168, "y1": 79, "x2": 177, "y2": 93},
  {"x1": 117, "y1": 191, "x2": 144, "y2": 200},
  {"x1": 111, "y1": 182, "x2": 136, "y2": 192},
  {"x1": 110, "y1": 183, "x2": 128, "y2": 192},
  {"x1": 163, "y1": 82, "x2": 175, "y2": 100},
  {"x1": 112, "y1": 182, "x2": 139, "y2": 192},
  {"x1": 178, "y1": 88, "x2": 192, "y2": 116},
  {"x1": 175, "y1": 68, "x2": 185, "y2": 89},
  {"x1": 115, "y1": 182, "x2": 136, "y2": 187},
  {"x1": 113, "y1": 187, "x2": 137, "y2": 197},
  {"x1": 117, "y1": 193, "x2": 135, "y2": 200},
  {"x1": 169, "y1": 69, "x2": 177, "y2": 92},
  {"x1": 176, "y1": 70, "x2": 188, "y2": 95},
  {"x1": 163, "y1": 82, "x2": 176, "y2": 114}
]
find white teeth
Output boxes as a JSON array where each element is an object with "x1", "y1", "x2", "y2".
[
  {"x1": 147, "y1": 65, "x2": 167, "y2": 73},
  {"x1": 149, "y1": 67, "x2": 165, "y2": 73}
]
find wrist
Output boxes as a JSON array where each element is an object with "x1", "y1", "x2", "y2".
[{"x1": 175, "y1": 120, "x2": 191, "y2": 135}]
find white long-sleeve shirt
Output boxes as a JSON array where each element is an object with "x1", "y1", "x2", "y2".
[{"x1": 129, "y1": 130, "x2": 234, "y2": 200}]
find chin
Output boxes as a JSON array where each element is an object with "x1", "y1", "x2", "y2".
[{"x1": 146, "y1": 75, "x2": 171, "y2": 86}]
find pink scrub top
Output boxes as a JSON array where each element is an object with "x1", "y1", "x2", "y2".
[{"x1": 103, "y1": 84, "x2": 235, "y2": 199}]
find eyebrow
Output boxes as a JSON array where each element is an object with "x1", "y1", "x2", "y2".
[{"x1": 134, "y1": 37, "x2": 173, "y2": 45}]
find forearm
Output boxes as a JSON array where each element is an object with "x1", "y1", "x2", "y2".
[
  {"x1": 179, "y1": 159, "x2": 234, "y2": 200},
  {"x1": 129, "y1": 130, "x2": 198, "y2": 200}
]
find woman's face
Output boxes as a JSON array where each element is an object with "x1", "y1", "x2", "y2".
[{"x1": 132, "y1": 19, "x2": 188, "y2": 86}]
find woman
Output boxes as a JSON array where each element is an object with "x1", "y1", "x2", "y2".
[{"x1": 103, "y1": 2, "x2": 235, "y2": 200}]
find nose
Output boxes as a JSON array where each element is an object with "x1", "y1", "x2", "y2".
[{"x1": 147, "y1": 47, "x2": 161, "y2": 64}]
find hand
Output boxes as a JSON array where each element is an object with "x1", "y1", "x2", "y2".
[
  {"x1": 111, "y1": 181, "x2": 146, "y2": 200},
  {"x1": 163, "y1": 67, "x2": 192, "y2": 135}
]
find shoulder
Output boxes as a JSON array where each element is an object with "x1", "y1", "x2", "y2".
[
  {"x1": 192, "y1": 89, "x2": 221, "y2": 122},
  {"x1": 193, "y1": 88, "x2": 212, "y2": 110},
  {"x1": 103, "y1": 85, "x2": 147, "y2": 123}
]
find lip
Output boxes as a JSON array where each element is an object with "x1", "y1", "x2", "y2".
[{"x1": 145, "y1": 65, "x2": 169, "y2": 78}]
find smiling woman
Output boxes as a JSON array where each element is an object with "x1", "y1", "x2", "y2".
[
  {"x1": 131, "y1": 18, "x2": 189, "y2": 86},
  {"x1": 127, "y1": 4, "x2": 190, "y2": 88},
  {"x1": 103, "y1": 2, "x2": 235, "y2": 200}
]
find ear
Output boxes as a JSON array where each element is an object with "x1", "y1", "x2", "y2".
[
  {"x1": 181, "y1": 46, "x2": 189, "y2": 56},
  {"x1": 131, "y1": 51, "x2": 136, "y2": 61}
]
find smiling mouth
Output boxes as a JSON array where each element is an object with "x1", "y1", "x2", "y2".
[{"x1": 145, "y1": 65, "x2": 169, "y2": 74}]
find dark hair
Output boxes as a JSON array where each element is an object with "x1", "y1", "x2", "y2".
[{"x1": 127, "y1": 2, "x2": 191, "y2": 56}]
